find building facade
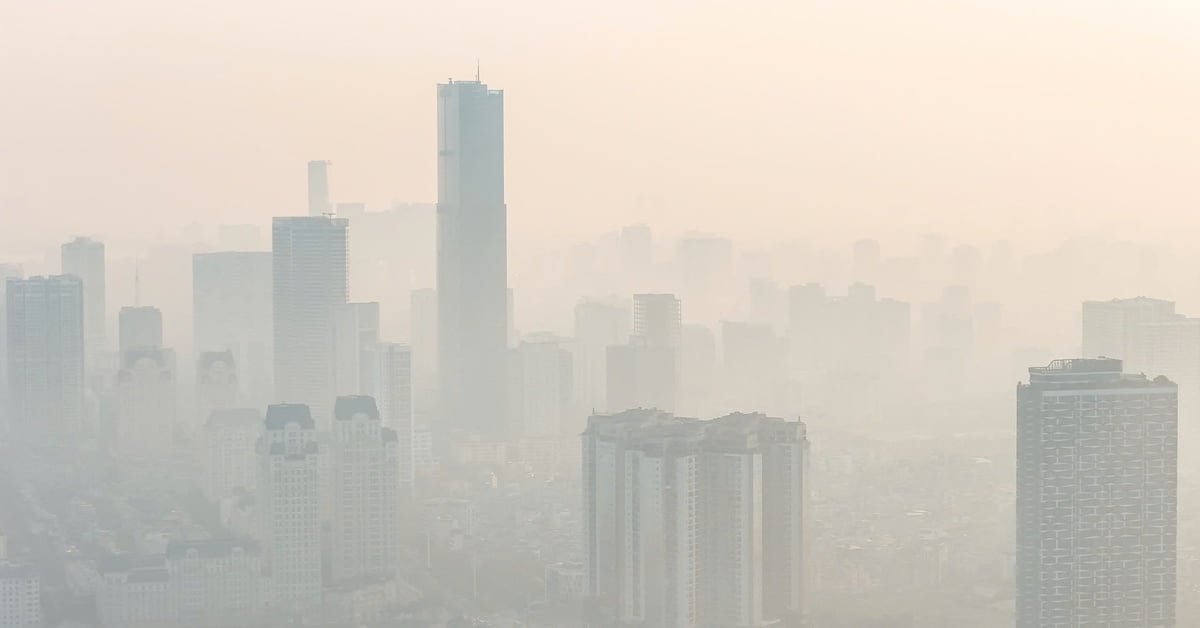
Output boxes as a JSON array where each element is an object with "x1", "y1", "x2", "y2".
[
  {"x1": 1016, "y1": 358, "x2": 1177, "y2": 627},
  {"x1": 331, "y1": 396, "x2": 399, "y2": 582},
  {"x1": 258, "y1": 403, "x2": 323, "y2": 610},
  {"x1": 272, "y1": 216, "x2": 349, "y2": 425},
  {"x1": 583, "y1": 409, "x2": 809, "y2": 627},
  {"x1": 436, "y1": 77, "x2": 508, "y2": 439},
  {"x1": 6, "y1": 275, "x2": 85, "y2": 437}
]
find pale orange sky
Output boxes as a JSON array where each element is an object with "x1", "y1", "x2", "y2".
[{"x1": 2, "y1": 0, "x2": 1199, "y2": 249}]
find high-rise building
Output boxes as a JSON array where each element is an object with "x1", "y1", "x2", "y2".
[
  {"x1": 605, "y1": 344, "x2": 676, "y2": 414},
  {"x1": 436, "y1": 77, "x2": 508, "y2": 439},
  {"x1": 509, "y1": 334, "x2": 572, "y2": 438},
  {"x1": 583, "y1": 410, "x2": 809, "y2": 627},
  {"x1": 193, "y1": 251, "x2": 272, "y2": 406},
  {"x1": 632, "y1": 293, "x2": 681, "y2": 348},
  {"x1": 115, "y1": 347, "x2": 177, "y2": 456},
  {"x1": 272, "y1": 216, "x2": 349, "y2": 424},
  {"x1": 1016, "y1": 358, "x2": 1176, "y2": 628},
  {"x1": 0, "y1": 264, "x2": 24, "y2": 426},
  {"x1": 165, "y1": 539, "x2": 265, "y2": 628},
  {"x1": 118, "y1": 305, "x2": 163, "y2": 356},
  {"x1": 202, "y1": 408, "x2": 261, "y2": 503},
  {"x1": 61, "y1": 237, "x2": 106, "y2": 372},
  {"x1": 1082, "y1": 297, "x2": 1177, "y2": 374},
  {"x1": 331, "y1": 396, "x2": 399, "y2": 582},
  {"x1": 96, "y1": 555, "x2": 174, "y2": 628},
  {"x1": 307, "y1": 160, "x2": 331, "y2": 216},
  {"x1": 333, "y1": 302, "x2": 380, "y2": 398},
  {"x1": 0, "y1": 561, "x2": 41, "y2": 628},
  {"x1": 258, "y1": 403, "x2": 322, "y2": 610},
  {"x1": 196, "y1": 351, "x2": 239, "y2": 430},
  {"x1": 6, "y1": 275, "x2": 84, "y2": 437},
  {"x1": 375, "y1": 343, "x2": 414, "y2": 498}
]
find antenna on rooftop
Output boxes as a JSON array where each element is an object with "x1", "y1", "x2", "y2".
[{"x1": 475, "y1": 59, "x2": 481, "y2": 82}]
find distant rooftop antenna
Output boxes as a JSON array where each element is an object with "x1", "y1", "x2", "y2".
[
  {"x1": 134, "y1": 260, "x2": 141, "y2": 306},
  {"x1": 475, "y1": 59, "x2": 481, "y2": 82}
]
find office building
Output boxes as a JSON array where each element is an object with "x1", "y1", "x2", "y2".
[
  {"x1": 333, "y1": 302, "x2": 380, "y2": 398},
  {"x1": 166, "y1": 539, "x2": 265, "y2": 628},
  {"x1": 1016, "y1": 358, "x2": 1176, "y2": 627},
  {"x1": 272, "y1": 216, "x2": 349, "y2": 424},
  {"x1": 331, "y1": 396, "x2": 399, "y2": 582},
  {"x1": 258, "y1": 403, "x2": 322, "y2": 609},
  {"x1": 6, "y1": 275, "x2": 85, "y2": 436},
  {"x1": 193, "y1": 251, "x2": 272, "y2": 406},
  {"x1": 0, "y1": 561, "x2": 40, "y2": 628},
  {"x1": 307, "y1": 160, "x2": 331, "y2": 216},
  {"x1": 436, "y1": 77, "x2": 508, "y2": 439},
  {"x1": 115, "y1": 347, "x2": 177, "y2": 456},
  {"x1": 509, "y1": 334, "x2": 572, "y2": 438},
  {"x1": 202, "y1": 408, "x2": 262, "y2": 502},
  {"x1": 583, "y1": 410, "x2": 809, "y2": 627},
  {"x1": 61, "y1": 236, "x2": 106, "y2": 371},
  {"x1": 118, "y1": 305, "x2": 163, "y2": 355},
  {"x1": 375, "y1": 343, "x2": 414, "y2": 498}
]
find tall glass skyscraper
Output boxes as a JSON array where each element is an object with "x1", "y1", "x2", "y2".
[
  {"x1": 1016, "y1": 358, "x2": 1177, "y2": 627},
  {"x1": 272, "y1": 216, "x2": 348, "y2": 424},
  {"x1": 436, "y1": 77, "x2": 507, "y2": 439}
]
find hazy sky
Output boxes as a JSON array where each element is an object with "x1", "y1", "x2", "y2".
[{"x1": 3, "y1": 0, "x2": 1199, "y2": 247}]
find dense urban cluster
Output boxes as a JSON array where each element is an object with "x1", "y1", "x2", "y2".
[{"x1": 0, "y1": 76, "x2": 1193, "y2": 628}]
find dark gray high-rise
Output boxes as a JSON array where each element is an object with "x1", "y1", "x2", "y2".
[
  {"x1": 436, "y1": 77, "x2": 507, "y2": 438},
  {"x1": 1016, "y1": 358, "x2": 1177, "y2": 628},
  {"x1": 273, "y1": 216, "x2": 349, "y2": 424}
]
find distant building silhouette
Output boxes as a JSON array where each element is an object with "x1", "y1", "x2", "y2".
[
  {"x1": 307, "y1": 160, "x2": 331, "y2": 216},
  {"x1": 193, "y1": 251, "x2": 272, "y2": 407},
  {"x1": 61, "y1": 236, "x2": 107, "y2": 373}
]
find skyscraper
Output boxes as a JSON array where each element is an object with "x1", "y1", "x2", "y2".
[
  {"x1": 572, "y1": 300, "x2": 629, "y2": 414},
  {"x1": 6, "y1": 275, "x2": 84, "y2": 437},
  {"x1": 202, "y1": 407, "x2": 261, "y2": 503},
  {"x1": 583, "y1": 410, "x2": 809, "y2": 627},
  {"x1": 193, "y1": 251, "x2": 272, "y2": 406},
  {"x1": 307, "y1": 160, "x2": 331, "y2": 216},
  {"x1": 272, "y1": 216, "x2": 349, "y2": 424},
  {"x1": 258, "y1": 404, "x2": 322, "y2": 610},
  {"x1": 61, "y1": 237, "x2": 107, "y2": 370},
  {"x1": 1016, "y1": 358, "x2": 1176, "y2": 627},
  {"x1": 330, "y1": 396, "x2": 398, "y2": 582},
  {"x1": 436, "y1": 77, "x2": 507, "y2": 439}
]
